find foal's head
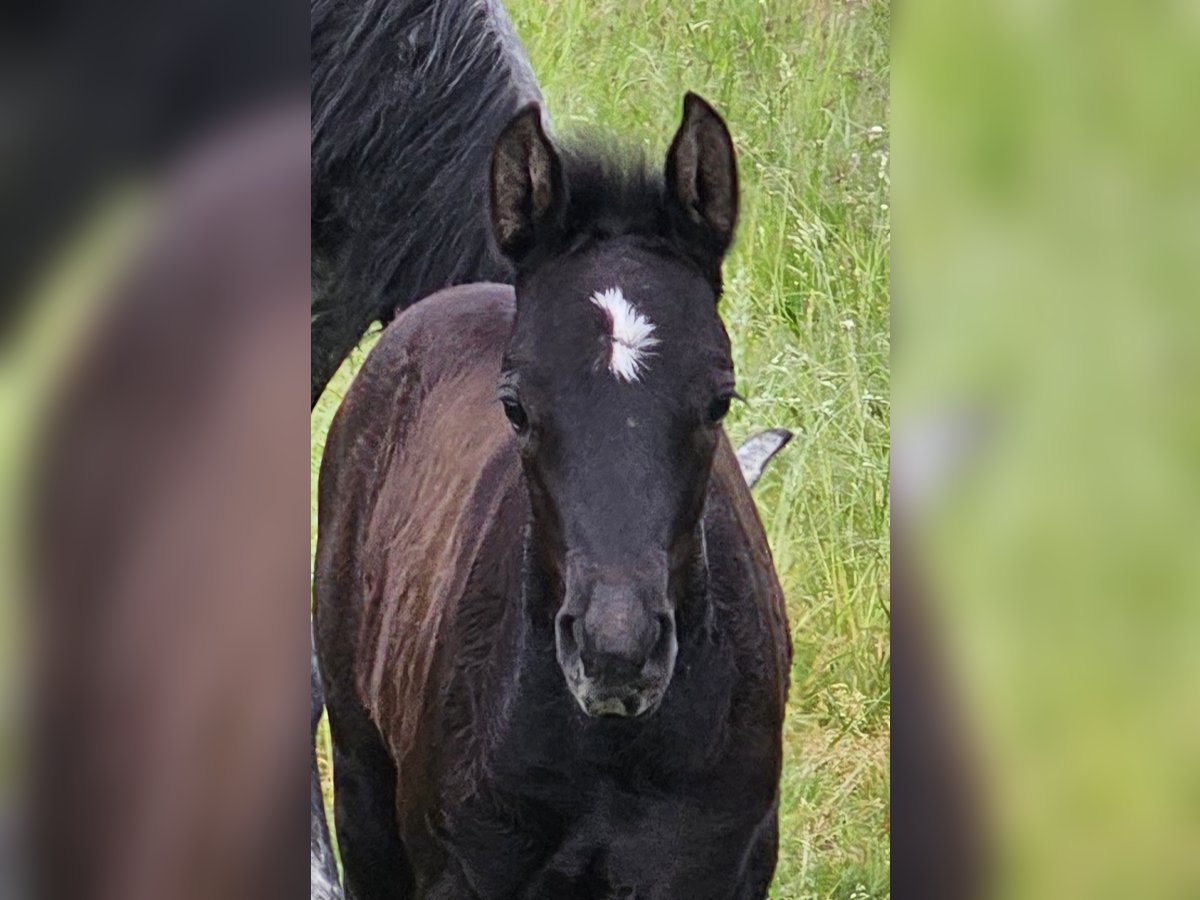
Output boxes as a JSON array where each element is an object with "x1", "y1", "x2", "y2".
[{"x1": 489, "y1": 94, "x2": 738, "y2": 719}]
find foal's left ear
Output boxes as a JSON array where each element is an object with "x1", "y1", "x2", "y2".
[{"x1": 665, "y1": 92, "x2": 739, "y2": 260}]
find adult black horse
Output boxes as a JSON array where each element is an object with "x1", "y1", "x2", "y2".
[
  {"x1": 311, "y1": 0, "x2": 543, "y2": 407},
  {"x1": 315, "y1": 95, "x2": 792, "y2": 898}
]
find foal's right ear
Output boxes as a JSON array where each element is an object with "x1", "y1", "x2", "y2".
[{"x1": 490, "y1": 104, "x2": 564, "y2": 264}]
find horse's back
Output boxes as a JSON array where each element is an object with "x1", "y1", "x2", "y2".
[
  {"x1": 318, "y1": 281, "x2": 516, "y2": 508},
  {"x1": 353, "y1": 281, "x2": 517, "y2": 405},
  {"x1": 315, "y1": 283, "x2": 524, "y2": 760}
]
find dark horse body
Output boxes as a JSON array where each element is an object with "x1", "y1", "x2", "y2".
[{"x1": 316, "y1": 98, "x2": 791, "y2": 898}]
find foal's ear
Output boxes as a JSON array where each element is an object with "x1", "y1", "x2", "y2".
[
  {"x1": 490, "y1": 104, "x2": 564, "y2": 264},
  {"x1": 665, "y1": 92, "x2": 739, "y2": 259}
]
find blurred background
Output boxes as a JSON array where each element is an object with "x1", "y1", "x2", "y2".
[{"x1": 894, "y1": 0, "x2": 1200, "y2": 897}]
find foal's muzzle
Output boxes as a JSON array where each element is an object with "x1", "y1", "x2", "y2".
[{"x1": 555, "y1": 557, "x2": 678, "y2": 718}]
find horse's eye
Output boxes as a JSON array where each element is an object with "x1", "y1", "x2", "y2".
[
  {"x1": 501, "y1": 397, "x2": 529, "y2": 434},
  {"x1": 707, "y1": 394, "x2": 733, "y2": 424}
]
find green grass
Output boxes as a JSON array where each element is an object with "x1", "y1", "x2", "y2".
[{"x1": 312, "y1": 1, "x2": 890, "y2": 895}]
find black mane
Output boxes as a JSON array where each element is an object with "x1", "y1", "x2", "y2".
[{"x1": 311, "y1": 0, "x2": 541, "y2": 404}]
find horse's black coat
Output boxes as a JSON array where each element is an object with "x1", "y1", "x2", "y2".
[
  {"x1": 311, "y1": 0, "x2": 542, "y2": 405},
  {"x1": 315, "y1": 97, "x2": 791, "y2": 899}
]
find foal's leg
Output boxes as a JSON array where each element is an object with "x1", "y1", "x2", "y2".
[
  {"x1": 325, "y1": 690, "x2": 415, "y2": 900},
  {"x1": 736, "y1": 806, "x2": 780, "y2": 900},
  {"x1": 314, "y1": 405, "x2": 417, "y2": 899}
]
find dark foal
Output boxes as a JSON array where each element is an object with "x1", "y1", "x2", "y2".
[{"x1": 315, "y1": 95, "x2": 791, "y2": 899}]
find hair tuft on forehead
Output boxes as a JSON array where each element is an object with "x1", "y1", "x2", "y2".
[{"x1": 589, "y1": 286, "x2": 660, "y2": 382}]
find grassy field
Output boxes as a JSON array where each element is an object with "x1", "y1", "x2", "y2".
[{"x1": 312, "y1": 0, "x2": 890, "y2": 896}]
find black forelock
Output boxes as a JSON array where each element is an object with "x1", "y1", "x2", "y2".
[
  {"x1": 557, "y1": 142, "x2": 667, "y2": 241},
  {"x1": 538, "y1": 141, "x2": 725, "y2": 294}
]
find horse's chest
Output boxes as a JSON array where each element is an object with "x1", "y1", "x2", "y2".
[{"x1": 444, "y1": 777, "x2": 769, "y2": 900}]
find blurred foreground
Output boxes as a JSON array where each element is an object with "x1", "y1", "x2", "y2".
[{"x1": 3, "y1": 2, "x2": 309, "y2": 898}]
